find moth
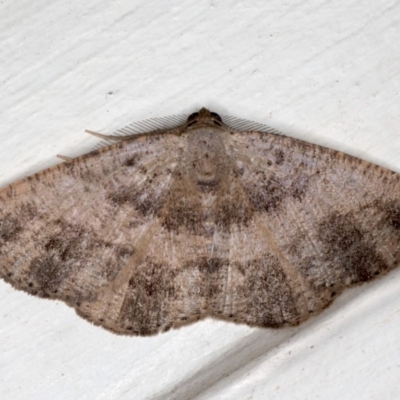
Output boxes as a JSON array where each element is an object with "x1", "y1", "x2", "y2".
[{"x1": 0, "y1": 108, "x2": 399, "y2": 335}]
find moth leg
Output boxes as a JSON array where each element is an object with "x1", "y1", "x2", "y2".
[
  {"x1": 56, "y1": 154, "x2": 73, "y2": 162},
  {"x1": 85, "y1": 130, "x2": 132, "y2": 142}
]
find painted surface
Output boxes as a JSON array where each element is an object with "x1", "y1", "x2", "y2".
[{"x1": 0, "y1": 1, "x2": 399, "y2": 399}]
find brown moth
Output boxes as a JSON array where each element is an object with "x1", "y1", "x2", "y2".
[{"x1": 0, "y1": 108, "x2": 399, "y2": 335}]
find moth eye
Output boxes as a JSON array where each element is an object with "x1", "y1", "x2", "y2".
[
  {"x1": 187, "y1": 112, "x2": 199, "y2": 123},
  {"x1": 210, "y1": 112, "x2": 222, "y2": 122}
]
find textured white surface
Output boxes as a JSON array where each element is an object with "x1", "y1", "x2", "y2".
[{"x1": 0, "y1": 1, "x2": 400, "y2": 399}]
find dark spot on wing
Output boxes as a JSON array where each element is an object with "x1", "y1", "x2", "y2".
[
  {"x1": 161, "y1": 201, "x2": 204, "y2": 234},
  {"x1": 24, "y1": 220, "x2": 132, "y2": 299},
  {"x1": 0, "y1": 213, "x2": 22, "y2": 244},
  {"x1": 188, "y1": 257, "x2": 225, "y2": 274},
  {"x1": 244, "y1": 170, "x2": 310, "y2": 213},
  {"x1": 127, "y1": 261, "x2": 168, "y2": 297},
  {"x1": 44, "y1": 235, "x2": 82, "y2": 262},
  {"x1": 317, "y1": 213, "x2": 388, "y2": 284},
  {"x1": 28, "y1": 223, "x2": 90, "y2": 296},
  {"x1": 106, "y1": 185, "x2": 167, "y2": 217},
  {"x1": 119, "y1": 261, "x2": 177, "y2": 335},
  {"x1": 0, "y1": 202, "x2": 39, "y2": 247},
  {"x1": 30, "y1": 255, "x2": 72, "y2": 295},
  {"x1": 123, "y1": 155, "x2": 140, "y2": 167},
  {"x1": 274, "y1": 149, "x2": 285, "y2": 165},
  {"x1": 240, "y1": 256, "x2": 298, "y2": 327},
  {"x1": 17, "y1": 202, "x2": 39, "y2": 220},
  {"x1": 383, "y1": 201, "x2": 400, "y2": 230},
  {"x1": 215, "y1": 199, "x2": 253, "y2": 230}
]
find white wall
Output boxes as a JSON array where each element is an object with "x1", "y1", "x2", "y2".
[{"x1": 0, "y1": 1, "x2": 399, "y2": 399}]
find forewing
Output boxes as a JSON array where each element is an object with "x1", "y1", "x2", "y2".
[
  {"x1": 220, "y1": 130, "x2": 400, "y2": 327},
  {"x1": 0, "y1": 133, "x2": 209, "y2": 335}
]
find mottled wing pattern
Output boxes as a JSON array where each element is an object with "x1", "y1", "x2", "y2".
[
  {"x1": 1, "y1": 108, "x2": 400, "y2": 336},
  {"x1": 223, "y1": 131, "x2": 400, "y2": 326},
  {"x1": 0, "y1": 131, "x2": 210, "y2": 335}
]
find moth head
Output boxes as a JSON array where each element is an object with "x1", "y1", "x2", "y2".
[{"x1": 187, "y1": 108, "x2": 223, "y2": 128}]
